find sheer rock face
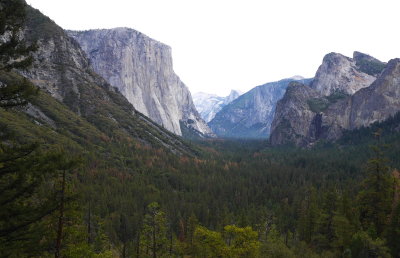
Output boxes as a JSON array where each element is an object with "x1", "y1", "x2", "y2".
[
  {"x1": 67, "y1": 28, "x2": 213, "y2": 137},
  {"x1": 209, "y1": 78, "x2": 312, "y2": 139},
  {"x1": 310, "y1": 52, "x2": 377, "y2": 96},
  {"x1": 17, "y1": 7, "x2": 198, "y2": 155},
  {"x1": 322, "y1": 58, "x2": 400, "y2": 138},
  {"x1": 269, "y1": 82, "x2": 322, "y2": 145},
  {"x1": 270, "y1": 52, "x2": 400, "y2": 146}
]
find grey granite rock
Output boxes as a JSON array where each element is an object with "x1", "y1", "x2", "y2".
[
  {"x1": 67, "y1": 28, "x2": 213, "y2": 137},
  {"x1": 269, "y1": 52, "x2": 399, "y2": 146},
  {"x1": 269, "y1": 81, "x2": 322, "y2": 145},
  {"x1": 16, "y1": 7, "x2": 198, "y2": 155},
  {"x1": 322, "y1": 58, "x2": 400, "y2": 139},
  {"x1": 311, "y1": 52, "x2": 377, "y2": 96}
]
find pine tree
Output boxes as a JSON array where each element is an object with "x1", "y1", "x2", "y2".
[
  {"x1": 140, "y1": 202, "x2": 168, "y2": 258},
  {"x1": 54, "y1": 155, "x2": 81, "y2": 258},
  {"x1": 385, "y1": 170, "x2": 400, "y2": 257},
  {"x1": 297, "y1": 187, "x2": 319, "y2": 243},
  {"x1": 0, "y1": 142, "x2": 72, "y2": 256},
  {"x1": 0, "y1": 2, "x2": 72, "y2": 255},
  {"x1": 357, "y1": 140, "x2": 394, "y2": 236}
]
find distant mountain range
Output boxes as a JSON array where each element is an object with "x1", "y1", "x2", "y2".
[
  {"x1": 15, "y1": 3, "x2": 400, "y2": 147},
  {"x1": 193, "y1": 90, "x2": 242, "y2": 123},
  {"x1": 208, "y1": 77, "x2": 312, "y2": 139},
  {"x1": 202, "y1": 51, "x2": 400, "y2": 145}
]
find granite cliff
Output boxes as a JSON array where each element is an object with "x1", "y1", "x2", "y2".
[
  {"x1": 269, "y1": 81, "x2": 322, "y2": 145},
  {"x1": 17, "y1": 6, "x2": 197, "y2": 155},
  {"x1": 270, "y1": 52, "x2": 393, "y2": 146},
  {"x1": 321, "y1": 58, "x2": 400, "y2": 139},
  {"x1": 310, "y1": 52, "x2": 377, "y2": 96},
  {"x1": 67, "y1": 28, "x2": 213, "y2": 137}
]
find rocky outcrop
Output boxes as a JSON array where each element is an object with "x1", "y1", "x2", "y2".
[
  {"x1": 269, "y1": 82, "x2": 322, "y2": 145},
  {"x1": 67, "y1": 28, "x2": 213, "y2": 138},
  {"x1": 310, "y1": 52, "x2": 377, "y2": 96},
  {"x1": 18, "y1": 6, "x2": 198, "y2": 155},
  {"x1": 193, "y1": 90, "x2": 242, "y2": 123},
  {"x1": 269, "y1": 52, "x2": 399, "y2": 146},
  {"x1": 209, "y1": 78, "x2": 312, "y2": 139},
  {"x1": 322, "y1": 58, "x2": 400, "y2": 139}
]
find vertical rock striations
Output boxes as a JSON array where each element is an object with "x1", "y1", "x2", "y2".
[
  {"x1": 67, "y1": 28, "x2": 213, "y2": 138},
  {"x1": 322, "y1": 58, "x2": 400, "y2": 138},
  {"x1": 18, "y1": 6, "x2": 197, "y2": 155},
  {"x1": 269, "y1": 81, "x2": 322, "y2": 145}
]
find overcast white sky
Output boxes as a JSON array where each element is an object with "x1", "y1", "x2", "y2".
[{"x1": 27, "y1": 0, "x2": 400, "y2": 96}]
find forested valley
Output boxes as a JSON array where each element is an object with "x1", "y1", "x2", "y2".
[
  {"x1": 1, "y1": 0, "x2": 400, "y2": 257},
  {"x1": 3, "y1": 91, "x2": 400, "y2": 257}
]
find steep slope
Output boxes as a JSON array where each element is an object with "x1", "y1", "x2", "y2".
[
  {"x1": 18, "y1": 6, "x2": 196, "y2": 155},
  {"x1": 67, "y1": 28, "x2": 213, "y2": 138},
  {"x1": 353, "y1": 51, "x2": 387, "y2": 76},
  {"x1": 270, "y1": 52, "x2": 393, "y2": 146},
  {"x1": 193, "y1": 90, "x2": 242, "y2": 122},
  {"x1": 322, "y1": 58, "x2": 400, "y2": 139},
  {"x1": 269, "y1": 81, "x2": 322, "y2": 145},
  {"x1": 209, "y1": 78, "x2": 312, "y2": 139}
]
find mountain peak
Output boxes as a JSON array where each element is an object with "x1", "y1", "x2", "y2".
[
  {"x1": 288, "y1": 75, "x2": 305, "y2": 80},
  {"x1": 311, "y1": 52, "x2": 376, "y2": 96},
  {"x1": 192, "y1": 90, "x2": 242, "y2": 123}
]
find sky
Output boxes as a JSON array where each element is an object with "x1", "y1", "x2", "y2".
[{"x1": 26, "y1": 0, "x2": 400, "y2": 96}]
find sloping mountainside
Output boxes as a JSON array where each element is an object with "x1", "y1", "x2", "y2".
[
  {"x1": 209, "y1": 77, "x2": 312, "y2": 139},
  {"x1": 270, "y1": 51, "x2": 394, "y2": 146},
  {"x1": 67, "y1": 28, "x2": 213, "y2": 138},
  {"x1": 193, "y1": 90, "x2": 242, "y2": 122},
  {"x1": 17, "y1": 6, "x2": 196, "y2": 155}
]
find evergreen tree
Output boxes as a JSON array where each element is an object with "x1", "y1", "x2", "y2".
[
  {"x1": 223, "y1": 225, "x2": 260, "y2": 257},
  {"x1": 0, "y1": 143, "x2": 74, "y2": 256},
  {"x1": 297, "y1": 187, "x2": 319, "y2": 243},
  {"x1": 386, "y1": 170, "x2": 400, "y2": 257},
  {"x1": 186, "y1": 213, "x2": 198, "y2": 253},
  {"x1": 140, "y1": 202, "x2": 168, "y2": 258},
  {"x1": 0, "y1": 3, "x2": 81, "y2": 256},
  {"x1": 357, "y1": 141, "x2": 394, "y2": 236},
  {"x1": 117, "y1": 213, "x2": 133, "y2": 258},
  {"x1": 193, "y1": 225, "x2": 226, "y2": 257},
  {"x1": 54, "y1": 155, "x2": 81, "y2": 258}
]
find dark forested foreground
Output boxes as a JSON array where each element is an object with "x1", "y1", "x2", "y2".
[{"x1": 2, "y1": 107, "x2": 400, "y2": 257}]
